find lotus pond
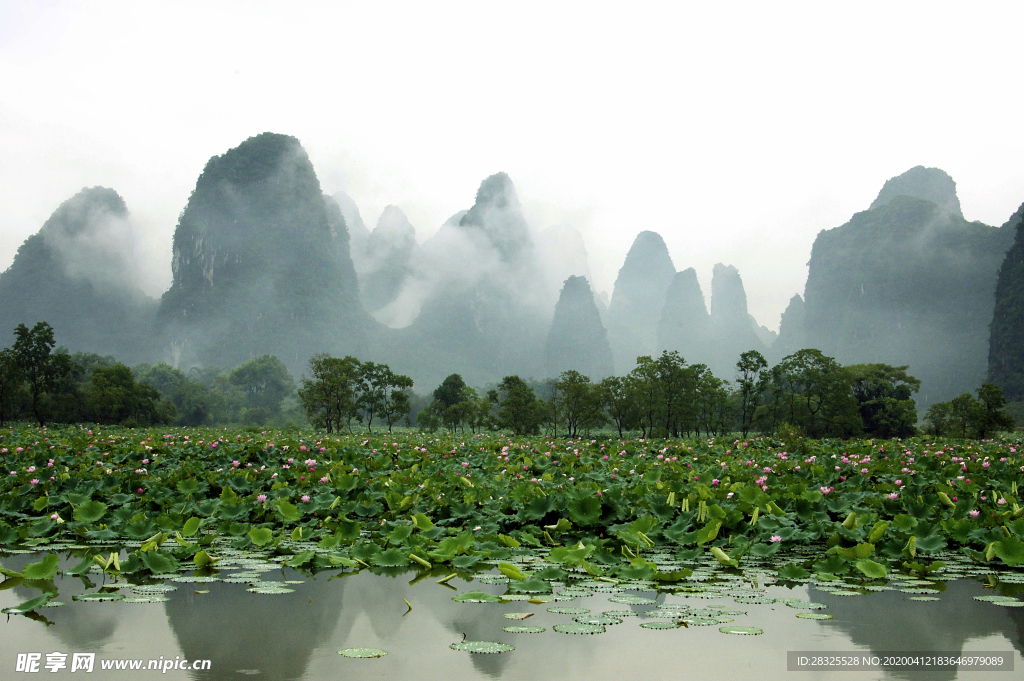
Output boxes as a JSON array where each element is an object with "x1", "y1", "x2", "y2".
[{"x1": 1, "y1": 426, "x2": 1024, "y2": 678}]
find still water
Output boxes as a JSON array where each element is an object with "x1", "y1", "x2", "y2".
[{"x1": 2, "y1": 550, "x2": 1022, "y2": 681}]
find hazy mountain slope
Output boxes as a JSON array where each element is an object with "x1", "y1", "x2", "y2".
[
  {"x1": 0, "y1": 186, "x2": 156, "y2": 361},
  {"x1": 156, "y1": 132, "x2": 371, "y2": 374}
]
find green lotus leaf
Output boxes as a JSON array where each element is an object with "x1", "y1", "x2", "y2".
[
  {"x1": 275, "y1": 500, "x2": 300, "y2": 522},
  {"x1": 248, "y1": 527, "x2": 273, "y2": 546},
  {"x1": 338, "y1": 648, "x2": 387, "y2": 658},
  {"x1": 777, "y1": 563, "x2": 810, "y2": 580},
  {"x1": 990, "y1": 536, "x2": 1024, "y2": 567},
  {"x1": 2, "y1": 593, "x2": 52, "y2": 614},
  {"x1": 449, "y1": 641, "x2": 515, "y2": 653},
  {"x1": 181, "y1": 517, "x2": 201, "y2": 537},
  {"x1": 73, "y1": 500, "x2": 108, "y2": 524},
  {"x1": 21, "y1": 554, "x2": 59, "y2": 580},
  {"x1": 854, "y1": 558, "x2": 887, "y2": 579},
  {"x1": 452, "y1": 590, "x2": 502, "y2": 603}
]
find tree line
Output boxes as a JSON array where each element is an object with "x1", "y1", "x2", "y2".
[
  {"x1": 1, "y1": 321, "x2": 1015, "y2": 437},
  {"x1": 405, "y1": 348, "x2": 1014, "y2": 439},
  {"x1": 0, "y1": 322, "x2": 298, "y2": 428}
]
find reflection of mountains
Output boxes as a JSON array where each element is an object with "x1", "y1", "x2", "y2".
[
  {"x1": 164, "y1": 569, "x2": 347, "y2": 681},
  {"x1": 10, "y1": 576, "x2": 119, "y2": 649},
  {"x1": 809, "y1": 580, "x2": 1022, "y2": 681}
]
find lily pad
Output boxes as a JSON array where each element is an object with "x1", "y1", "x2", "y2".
[
  {"x1": 450, "y1": 641, "x2": 515, "y2": 653},
  {"x1": 640, "y1": 621, "x2": 680, "y2": 629},
  {"x1": 796, "y1": 612, "x2": 833, "y2": 619},
  {"x1": 338, "y1": 648, "x2": 388, "y2": 658},
  {"x1": 452, "y1": 590, "x2": 502, "y2": 603},
  {"x1": 574, "y1": 615, "x2": 622, "y2": 625},
  {"x1": 72, "y1": 592, "x2": 125, "y2": 602},
  {"x1": 547, "y1": 606, "x2": 590, "y2": 614},
  {"x1": 719, "y1": 626, "x2": 763, "y2": 635},
  {"x1": 553, "y1": 623, "x2": 605, "y2": 634},
  {"x1": 502, "y1": 626, "x2": 545, "y2": 633},
  {"x1": 908, "y1": 596, "x2": 941, "y2": 602}
]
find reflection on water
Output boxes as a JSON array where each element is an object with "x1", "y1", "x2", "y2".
[
  {"x1": 2, "y1": 551, "x2": 1022, "y2": 681},
  {"x1": 808, "y1": 580, "x2": 1024, "y2": 681}
]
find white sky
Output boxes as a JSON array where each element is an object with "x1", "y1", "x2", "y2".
[{"x1": 2, "y1": 1, "x2": 1022, "y2": 330}]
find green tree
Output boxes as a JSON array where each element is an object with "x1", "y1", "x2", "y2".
[
  {"x1": 12, "y1": 321, "x2": 75, "y2": 426},
  {"x1": 599, "y1": 375, "x2": 635, "y2": 438},
  {"x1": 87, "y1": 363, "x2": 171, "y2": 426},
  {"x1": 769, "y1": 349, "x2": 861, "y2": 437},
  {"x1": 135, "y1": 363, "x2": 215, "y2": 426},
  {"x1": 948, "y1": 393, "x2": 978, "y2": 438},
  {"x1": 228, "y1": 354, "x2": 295, "y2": 422},
  {"x1": 697, "y1": 370, "x2": 732, "y2": 436},
  {"x1": 298, "y1": 354, "x2": 362, "y2": 433},
  {"x1": 433, "y1": 374, "x2": 467, "y2": 410},
  {"x1": 380, "y1": 369, "x2": 414, "y2": 433},
  {"x1": 356, "y1": 362, "x2": 414, "y2": 433},
  {"x1": 496, "y1": 375, "x2": 545, "y2": 435},
  {"x1": 553, "y1": 370, "x2": 604, "y2": 437},
  {"x1": 655, "y1": 351, "x2": 688, "y2": 437},
  {"x1": 0, "y1": 348, "x2": 24, "y2": 427},
  {"x1": 735, "y1": 350, "x2": 768, "y2": 437},
  {"x1": 924, "y1": 400, "x2": 953, "y2": 436},
  {"x1": 628, "y1": 356, "x2": 661, "y2": 437},
  {"x1": 973, "y1": 383, "x2": 1015, "y2": 437},
  {"x1": 847, "y1": 363, "x2": 920, "y2": 438}
]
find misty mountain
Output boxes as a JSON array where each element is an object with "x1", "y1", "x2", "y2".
[
  {"x1": 156, "y1": 132, "x2": 371, "y2": 374},
  {"x1": 359, "y1": 205, "x2": 419, "y2": 317},
  {"x1": 804, "y1": 169, "x2": 1016, "y2": 405},
  {"x1": 458, "y1": 172, "x2": 534, "y2": 268},
  {"x1": 707, "y1": 263, "x2": 765, "y2": 377},
  {"x1": 656, "y1": 268, "x2": 711, "y2": 365},
  {"x1": 988, "y1": 202, "x2": 1024, "y2": 401},
  {"x1": 374, "y1": 173, "x2": 549, "y2": 388},
  {"x1": 869, "y1": 165, "x2": 963, "y2": 218},
  {"x1": 606, "y1": 230, "x2": 676, "y2": 372},
  {"x1": 329, "y1": 189, "x2": 370, "y2": 271},
  {"x1": 0, "y1": 186, "x2": 157, "y2": 362},
  {"x1": 544, "y1": 275, "x2": 613, "y2": 379},
  {"x1": 772, "y1": 293, "x2": 807, "y2": 358},
  {"x1": 537, "y1": 224, "x2": 594, "y2": 310}
]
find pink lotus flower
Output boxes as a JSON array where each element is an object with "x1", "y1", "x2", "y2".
[
  {"x1": 257, "y1": 494, "x2": 267, "y2": 502},
  {"x1": 888, "y1": 492, "x2": 898, "y2": 500},
  {"x1": 29, "y1": 479, "x2": 38, "y2": 485},
  {"x1": 301, "y1": 495, "x2": 310, "y2": 503},
  {"x1": 769, "y1": 535, "x2": 782, "y2": 543},
  {"x1": 969, "y1": 510, "x2": 980, "y2": 518}
]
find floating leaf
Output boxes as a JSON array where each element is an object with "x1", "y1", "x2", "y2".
[
  {"x1": 719, "y1": 626, "x2": 763, "y2": 635},
  {"x1": 574, "y1": 615, "x2": 622, "y2": 625},
  {"x1": 449, "y1": 641, "x2": 515, "y2": 653},
  {"x1": 21, "y1": 554, "x2": 59, "y2": 580},
  {"x1": 640, "y1": 621, "x2": 679, "y2": 629},
  {"x1": 796, "y1": 612, "x2": 833, "y2": 619},
  {"x1": 547, "y1": 606, "x2": 590, "y2": 614},
  {"x1": 2, "y1": 593, "x2": 52, "y2": 614},
  {"x1": 338, "y1": 648, "x2": 388, "y2": 658},
  {"x1": 73, "y1": 592, "x2": 125, "y2": 602},
  {"x1": 553, "y1": 623, "x2": 605, "y2": 634},
  {"x1": 452, "y1": 590, "x2": 502, "y2": 603},
  {"x1": 502, "y1": 626, "x2": 545, "y2": 633}
]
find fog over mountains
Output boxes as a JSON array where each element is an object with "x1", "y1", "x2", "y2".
[{"x1": 1, "y1": 134, "x2": 1021, "y2": 407}]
